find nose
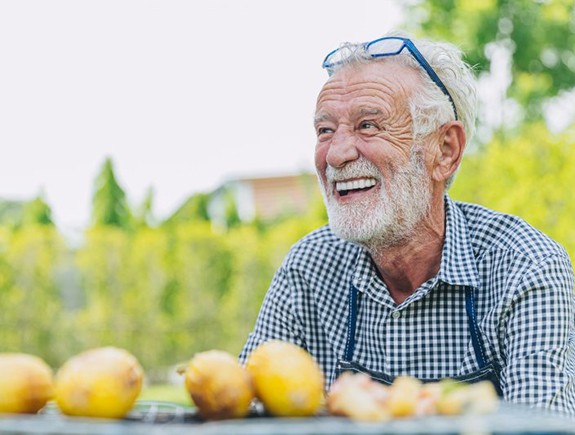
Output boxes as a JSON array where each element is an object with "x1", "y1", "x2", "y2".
[{"x1": 325, "y1": 128, "x2": 360, "y2": 168}]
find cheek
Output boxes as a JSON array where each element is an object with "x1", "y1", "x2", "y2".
[
  {"x1": 314, "y1": 142, "x2": 328, "y2": 171},
  {"x1": 314, "y1": 144, "x2": 330, "y2": 188}
]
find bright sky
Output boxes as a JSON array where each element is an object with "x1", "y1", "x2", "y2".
[{"x1": 0, "y1": 1, "x2": 404, "y2": 231}]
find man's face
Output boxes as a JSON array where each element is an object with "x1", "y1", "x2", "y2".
[{"x1": 314, "y1": 62, "x2": 433, "y2": 245}]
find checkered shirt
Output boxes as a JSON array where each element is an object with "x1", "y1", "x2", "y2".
[{"x1": 240, "y1": 196, "x2": 575, "y2": 415}]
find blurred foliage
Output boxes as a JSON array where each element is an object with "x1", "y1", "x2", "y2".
[
  {"x1": 450, "y1": 122, "x2": 575, "y2": 261},
  {"x1": 91, "y1": 157, "x2": 132, "y2": 229},
  {"x1": 0, "y1": 158, "x2": 325, "y2": 377},
  {"x1": 164, "y1": 192, "x2": 211, "y2": 227},
  {"x1": 133, "y1": 187, "x2": 156, "y2": 228},
  {"x1": 22, "y1": 194, "x2": 53, "y2": 226},
  {"x1": 407, "y1": 0, "x2": 575, "y2": 121},
  {"x1": 0, "y1": 196, "x2": 54, "y2": 230},
  {"x1": 0, "y1": 201, "x2": 322, "y2": 378},
  {"x1": 0, "y1": 200, "x2": 25, "y2": 227},
  {"x1": 0, "y1": 225, "x2": 66, "y2": 367},
  {"x1": 139, "y1": 383, "x2": 191, "y2": 406}
]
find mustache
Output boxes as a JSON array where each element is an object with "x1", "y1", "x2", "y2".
[{"x1": 325, "y1": 158, "x2": 381, "y2": 182}]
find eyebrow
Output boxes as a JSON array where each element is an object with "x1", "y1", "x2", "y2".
[
  {"x1": 313, "y1": 107, "x2": 384, "y2": 126},
  {"x1": 358, "y1": 108, "x2": 383, "y2": 117},
  {"x1": 313, "y1": 113, "x2": 334, "y2": 126}
]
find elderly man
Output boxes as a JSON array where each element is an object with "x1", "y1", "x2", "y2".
[{"x1": 240, "y1": 32, "x2": 575, "y2": 414}]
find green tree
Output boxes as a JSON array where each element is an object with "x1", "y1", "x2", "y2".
[
  {"x1": 450, "y1": 123, "x2": 575, "y2": 262},
  {"x1": 163, "y1": 192, "x2": 211, "y2": 226},
  {"x1": 407, "y1": 0, "x2": 575, "y2": 122},
  {"x1": 91, "y1": 157, "x2": 131, "y2": 228},
  {"x1": 22, "y1": 194, "x2": 54, "y2": 226},
  {"x1": 134, "y1": 187, "x2": 156, "y2": 228}
]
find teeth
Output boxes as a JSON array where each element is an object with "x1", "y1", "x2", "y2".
[{"x1": 336, "y1": 178, "x2": 376, "y2": 192}]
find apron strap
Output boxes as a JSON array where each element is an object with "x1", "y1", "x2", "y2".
[
  {"x1": 343, "y1": 283, "x2": 360, "y2": 362},
  {"x1": 464, "y1": 286, "x2": 487, "y2": 369}
]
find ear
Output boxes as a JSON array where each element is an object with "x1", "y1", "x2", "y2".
[{"x1": 432, "y1": 121, "x2": 466, "y2": 184}]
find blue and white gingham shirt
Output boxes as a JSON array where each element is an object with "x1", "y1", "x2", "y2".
[{"x1": 240, "y1": 196, "x2": 575, "y2": 415}]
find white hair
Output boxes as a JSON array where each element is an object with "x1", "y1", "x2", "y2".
[{"x1": 326, "y1": 31, "x2": 478, "y2": 187}]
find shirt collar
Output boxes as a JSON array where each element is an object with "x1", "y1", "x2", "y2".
[{"x1": 437, "y1": 195, "x2": 480, "y2": 288}]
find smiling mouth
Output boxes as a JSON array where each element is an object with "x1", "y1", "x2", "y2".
[{"x1": 335, "y1": 178, "x2": 377, "y2": 196}]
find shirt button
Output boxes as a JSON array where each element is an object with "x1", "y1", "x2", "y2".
[{"x1": 391, "y1": 311, "x2": 401, "y2": 319}]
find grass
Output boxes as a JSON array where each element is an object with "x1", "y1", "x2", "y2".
[{"x1": 138, "y1": 383, "x2": 192, "y2": 406}]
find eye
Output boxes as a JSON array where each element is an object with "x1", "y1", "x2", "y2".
[
  {"x1": 359, "y1": 120, "x2": 377, "y2": 130},
  {"x1": 316, "y1": 126, "x2": 334, "y2": 137}
]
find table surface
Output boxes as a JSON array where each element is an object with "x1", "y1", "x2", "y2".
[{"x1": 0, "y1": 401, "x2": 573, "y2": 434}]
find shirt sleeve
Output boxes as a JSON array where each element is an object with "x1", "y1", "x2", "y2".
[
  {"x1": 502, "y1": 252, "x2": 575, "y2": 415},
  {"x1": 238, "y1": 265, "x2": 304, "y2": 364}
]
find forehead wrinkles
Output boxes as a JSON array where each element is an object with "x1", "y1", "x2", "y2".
[{"x1": 316, "y1": 75, "x2": 406, "y2": 118}]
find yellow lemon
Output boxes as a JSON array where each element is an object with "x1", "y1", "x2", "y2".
[
  {"x1": 0, "y1": 353, "x2": 54, "y2": 414},
  {"x1": 181, "y1": 350, "x2": 254, "y2": 420},
  {"x1": 246, "y1": 340, "x2": 324, "y2": 417},
  {"x1": 55, "y1": 346, "x2": 144, "y2": 419}
]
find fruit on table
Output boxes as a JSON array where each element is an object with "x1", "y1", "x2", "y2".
[
  {"x1": 0, "y1": 353, "x2": 54, "y2": 414},
  {"x1": 326, "y1": 373, "x2": 499, "y2": 421},
  {"x1": 416, "y1": 382, "x2": 444, "y2": 416},
  {"x1": 55, "y1": 346, "x2": 144, "y2": 419},
  {"x1": 180, "y1": 350, "x2": 254, "y2": 420},
  {"x1": 246, "y1": 340, "x2": 324, "y2": 417},
  {"x1": 386, "y1": 375, "x2": 422, "y2": 417},
  {"x1": 436, "y1": 379, "x2": 499, "y2": 415},
  {"x1": 326, "y1": 372, "x2": 390, "y2": 422}
]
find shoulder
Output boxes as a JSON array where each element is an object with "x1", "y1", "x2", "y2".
[{"x1": 453, "y1": 200, "x2": 570, "y2": 262}]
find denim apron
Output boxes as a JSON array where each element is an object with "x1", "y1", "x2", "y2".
[{"x1": 335, "y1": 284, "x2": 503, "y2": 396}]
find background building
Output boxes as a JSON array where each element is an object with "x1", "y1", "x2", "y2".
[{"x1": 209, "y1": 172, "x2": 320, "y2": 227}]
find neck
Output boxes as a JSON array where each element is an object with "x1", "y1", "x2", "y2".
[{"x1": 364, "y1": 196, "x2": 446, "y2": 305}]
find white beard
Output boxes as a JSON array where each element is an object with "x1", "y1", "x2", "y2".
[{"x1": 319, "y1": 148, "x2": 431, "y2": 248}]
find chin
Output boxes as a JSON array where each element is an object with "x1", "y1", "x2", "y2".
[
  {"x1": 325, "y1": 193, "x2": 425, "y2": 248},
  {"x1": 326, "y1": 201, "x2": 390, "y2": 243},
  {"x1": 329, "y1": 220, "x2": 403, "y2": 247}
]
